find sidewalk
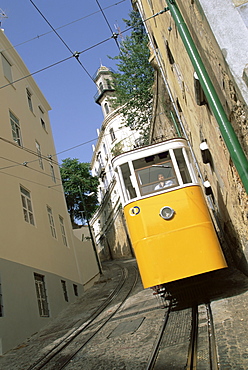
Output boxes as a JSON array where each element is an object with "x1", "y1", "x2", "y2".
[
  {"x1": 0, "y1": 259, "x2": 165, "y2": 369},
  {"x1": 1, "y1": 259, "x2": 248, "y2": 369}
]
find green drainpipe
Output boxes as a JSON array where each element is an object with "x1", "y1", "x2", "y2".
[{"x1": 165, "y1": 0, "x2": 248, "y2": 193}]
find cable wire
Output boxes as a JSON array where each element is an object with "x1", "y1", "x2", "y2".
[
  {"x1": 30, "y1": 0, "x2": 95, "y2": 83},
  {"x1": 0, "y1": 7, "x2": 168, "y2": 91},
  {"x1": 0, "y1": 136, "x2": 59, "y2": 165},
  {"x1": 1, "y1": 1, "x2": 127, "y2": 54},
  {"x1": 0, "y1": 34, "x2": 115, "y2": 90},
  {"x1": 0, "y1": 122, "x2": 131, "y2": 173},
  {"x1": 96, "y1": 0, "x2": 120, "y2": 50},
  {"x1": 0, "y1": 54, "x2": 74, "y2": 90},
  {"x1": 0, "y1": 155, "x2": 62, "y2": 182},
  {"x1": 0, "y1": 168, "x2": 64, "y2": 193}
]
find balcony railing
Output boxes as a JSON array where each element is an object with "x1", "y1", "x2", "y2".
[{"x1": 94, "y1": 84, "x2": 115, "y2": 104}]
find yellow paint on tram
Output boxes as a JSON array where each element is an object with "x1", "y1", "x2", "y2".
[{"x1": 124, "y1": 185, "x2": 227, "y2": 288}]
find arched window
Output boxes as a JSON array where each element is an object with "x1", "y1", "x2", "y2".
[
  {"x1": 110, "y1": 127, "x2": 116, "y2": 142},
  {"x1": 104, "y1": 102, "x2": 109, "y2": 115},
  {"x1": 103, "y1": 143, "x2": 107, "y2": 156},
  {"x1": 99, "y1": 81, "x2": 103, "y2": 92}
]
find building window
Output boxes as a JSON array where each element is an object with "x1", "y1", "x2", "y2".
[
  {"x1": 97, "y1": 151, "x2": 103, "y2": 165},
  {"x1": 47, "y1": 206, "x2": 57, "y2": 238},
  {"x1": 50, "y1": 163, "x2": 56, "y2": 183},
  {"x1": 73, "y1": 284, "x2": 78, "y2": 297},
  {"x1": 109, "y1": 128, "x2": 116, "y2": 142},
  {"x1": 34, "y1": 273, "x2": 49, "y2": 317},
  {"x1": 194, "y1": 72, "x2": 207, "y2": 106},
  {"x1": 35, "y1": 141, "x2": 44, "y2": 169},
  {"x1": 166, "y1": 41, "x2": 175, "y2": 65},
  {"x1": 20, "y1": 186, "x2": 35, "y2": 225},
  {"x1": 103, "y1": 143, "x2": 107, "y2": 157},
  {"x1": 106, "y1": 79, "x2": 112, "y2": 89},
  {"x1": 104, "y1": 102, "x2": 109, "y2": 115},
  {"x1": 10, "y1": 111, "x2": 22, "y2": 146},
  {"x1": 40, "y1": 118, "x2": 46, "y2": 130},
  {"x1": 41, "y1": 118, "x2": 46, "y2": 131},
  {"x1": 99, "y1": 81, "x2": 103, "y2": 93},
  {"x1": 39, "y1": 106, "x2": 47, "y2": 131},
  {"x1": 176, "y1": 98, "x2": 182, "y2": 112},
  {"x1": 26, "y1": 89, "x2": 33, "y2": 112},
  {"x1": 109, "y1": 164, "x2": 113, "y2": 178},
  {"x1": 59, "y1": 215, "x2": 68, "y2": 246},
  {"x1": 1, "y1": 53, "x2": 12, "y2": 82},
  {"x1": 61, "y1": 280, "x2": 68, "y2": 302}
]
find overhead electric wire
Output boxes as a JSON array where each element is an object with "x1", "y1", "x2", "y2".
[
  {"x1": 55, "y1": 137, "x2": 99, "y2": 157},
  {"x1": 0, "y1": 124, "x2": 131, "y2": 173},
  {"x1": 0, "y1": 6, "x2": 167, "y2": 91},
  {"x1": 0, "y1": 136, "x2": 59, "y2": 165},
  {"x1": 0, "y1": 33, "x2": 116, "y2": 90},
  {"x1": 51, "y1": 125, "x2": 137, "y2": 160},
  {"x1": 0, "y1": 156, "x2": 37, "y2": 170},
  {"x1": 0, "y1": 168, "x2": 64, "y2": 193},
  {"x1": 30, "y1": 0, "x2": 94, "y2": 83},
  {"x1": 0, "y1": 6, "x2": 169, "y2": 169},
  {"x1": 0, "y1": 127, "x2": 137, "y2": 192},
  {"x1": 0, "y1": 155, "x2": 62, "y2": 182},
  {"x1": 0, "y1": 5, "x2": 169, "y2": 173},
  {"x1": 96, "y1": 0, "x2": 120, "y2": 50},
  {"x1": 0, "y1": 54, "x2": 74, "y2": 90},
  {"x1": 1, "y1": 1, "x2": 127, "y2": 54}
]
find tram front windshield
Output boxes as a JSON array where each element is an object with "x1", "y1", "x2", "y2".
[
  {"x1": 133, "y1": 151, "x2": 178, "y2": 196},
  {"x1": 119, "y1": 148, "x2": 193, "y2": 201}
]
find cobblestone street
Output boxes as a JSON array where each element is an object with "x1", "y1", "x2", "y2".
[{"x1": 1, "y1": 259, "x2": 248, "y2": 369}]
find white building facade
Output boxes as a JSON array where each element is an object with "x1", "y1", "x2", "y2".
[{"x1": 90, "y1": 66, "x2": 141, "y2": 260}]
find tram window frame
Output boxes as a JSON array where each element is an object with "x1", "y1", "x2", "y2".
[
  {"x1": 133, "y1": 151, "x2": 178, "y2": 196},
  {"x1": 119, "y1": 162, "x2": 137, "y2": 201},
  {"x1": 173, "y1": 148, "x2": 192, "y2": 184},
  {"x1": 184, "y1": 148, "x2": 198, "y2": 183}
]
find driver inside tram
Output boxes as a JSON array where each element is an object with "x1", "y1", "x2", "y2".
[{"x1": 154, "y1": 173, "x2": 174, "y2": 190}]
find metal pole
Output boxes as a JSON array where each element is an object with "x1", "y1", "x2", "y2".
[{"x1": 78, "y1": 186, "x2": 103, "y2": 275}]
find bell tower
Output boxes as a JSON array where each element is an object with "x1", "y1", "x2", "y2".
[{"x1": 94, "y1": 65, "x2": 115, "y2": 117}]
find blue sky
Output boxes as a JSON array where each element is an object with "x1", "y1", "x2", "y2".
[{"x1": 0, "y1": 0, "x2": 132, "y2": 164}]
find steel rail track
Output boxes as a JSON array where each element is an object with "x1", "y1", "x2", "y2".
[
  {"x1": 145, "y1": 302, "x2": 172, "y2": 370},
  {"x1": 187, "y1": 303, "x2": 219, "y2": 370},
  {"x1": 206, "y1": 303, "x2": 219, "y2": 370},
  {"x1": 186, "y1": 305, "x2": 198, "y2": 370},
  {"x1": 146, "y1": 302, "x2": 219, "y2": 370},
  {"x1": 30, "y1": 264, "x2": 138, "y2": 370},
  {"x1": 28, "y1": 264, "x2": 129, "y2": 370},
  {"x1": 55, "y1": 265, "x2": 139, "y2": 370}
]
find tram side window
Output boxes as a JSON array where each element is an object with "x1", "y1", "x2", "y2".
[
  {"x1": 120, "y1": 163, "x2": 137, "y2": 200},
  {"x1": 174, "y1": 148, "x2": 192, "y2": 184},
  {"x1": 133, "y1": 152, "x2": 178, "y2": 195}
]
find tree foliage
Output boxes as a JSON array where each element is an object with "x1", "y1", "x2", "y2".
[
  {"x1": 60, "y1": 158, "x2": 99, "y2": 225},
  {"x1": 109, "y1": 10, "x2": 154, "y2": 142}
]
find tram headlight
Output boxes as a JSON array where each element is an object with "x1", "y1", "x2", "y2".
[{"x1": 159, "y1": 206, "x2": 175, "y2": 220}]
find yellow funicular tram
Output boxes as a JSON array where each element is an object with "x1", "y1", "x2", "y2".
[{"x1": 112, "y1": 138, "x2": 227, "y2": 289}]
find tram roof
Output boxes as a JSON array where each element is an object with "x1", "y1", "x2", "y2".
[{"x1": 112, "y1": 138, "x2": 188, "y2": 166}]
